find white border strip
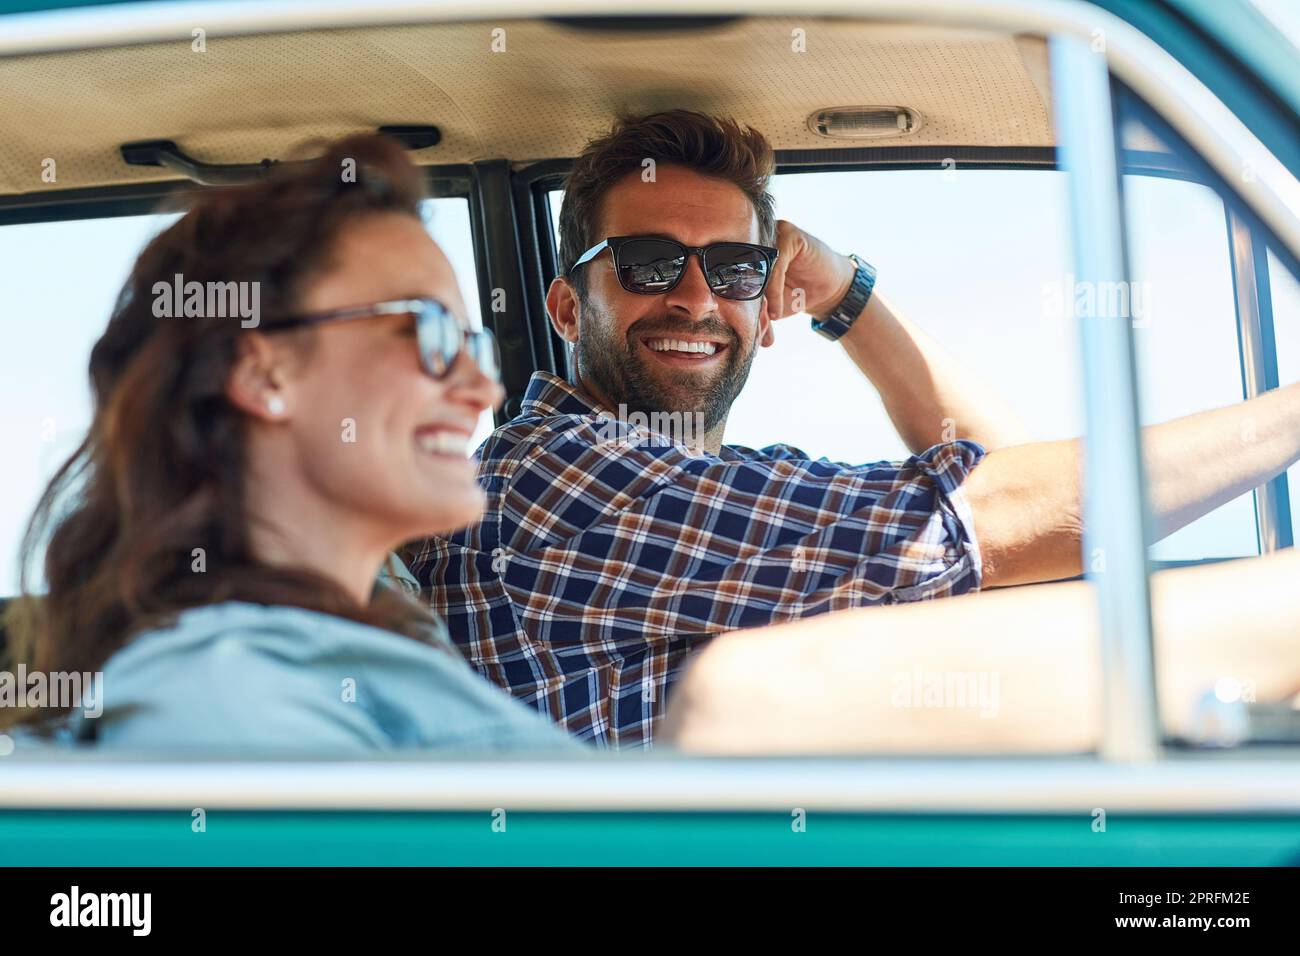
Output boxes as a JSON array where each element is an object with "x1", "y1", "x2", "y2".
[{"x1": 3, "y1": 756, "x2": 1300, "y2": 812}]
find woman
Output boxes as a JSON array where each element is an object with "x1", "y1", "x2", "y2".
[{"x1": 3, "y1": 133, "x2": 581, "y2": 753}]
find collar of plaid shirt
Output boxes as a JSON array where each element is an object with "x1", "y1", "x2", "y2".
[
  {"x1": 517, "y1": 371, "x2": 721, "y2": 448},
  {"x1": 411, "y1": 370, "x2": 986, "y2": 750},
  {"x1": 513, "y1": 372, "x2": 760, "y2": 462}
]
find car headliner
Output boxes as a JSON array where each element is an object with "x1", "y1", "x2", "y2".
[{"x1": 0, "y1": 16, "x2": 1054, "y2": 196}]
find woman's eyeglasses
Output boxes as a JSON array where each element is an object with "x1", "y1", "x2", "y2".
[
  {"x1": 269, "y1": 298, "x2": 500, "y2": 381},
  {"x1": 568, "y1": 235, "x2": 778, "y2": 301}
]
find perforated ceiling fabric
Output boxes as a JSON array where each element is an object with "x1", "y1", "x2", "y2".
[{"x1": 0, "y1": 17, "x2": 1053, "y2": 196}]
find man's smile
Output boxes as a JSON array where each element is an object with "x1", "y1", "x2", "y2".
[{"x1": 637, "y1": 333, "x2": 731, "y2": 368}]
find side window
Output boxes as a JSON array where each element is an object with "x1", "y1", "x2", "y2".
[
  {"x1": 0, "y1": 196, "x2": 481, "y2": 594},
  {"x1": 0, "y1": 213, "x2": 176, "y2": 596},
  {"x1": 1121, "y1": 172, "x2": 1259, "y2": 560},
  {"x1": 1118, "y1": 93, "x2": 1300, "y2": 562}
]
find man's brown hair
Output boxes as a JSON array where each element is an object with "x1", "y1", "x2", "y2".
[{"x1": 558, "y1": 110, "x2": 777, "y2": 295}]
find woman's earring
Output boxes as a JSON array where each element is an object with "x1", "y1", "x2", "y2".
[{"x1": 266, "y1": 395, "x2": 286, "y2": 417}]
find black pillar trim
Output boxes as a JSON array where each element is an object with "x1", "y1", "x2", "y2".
[{"x1": 469, "y1": 159, "x2": 538, "y2": 423}]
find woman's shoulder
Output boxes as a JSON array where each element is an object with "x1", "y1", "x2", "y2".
[
  {"x1": 84, "y1": 601, "x2": 582, "y2": 755},
  {"x1": 115, "y1": 600, "x2": 447, "y2": 666}
]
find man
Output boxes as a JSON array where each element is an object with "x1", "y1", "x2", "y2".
[{"x1": 409, "y1": 110, "x2": 1300, "y2": 749}]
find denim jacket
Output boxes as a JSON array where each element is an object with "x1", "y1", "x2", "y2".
[{"x1": 65, "y1": 600, "x2": 583, "y2": 755}]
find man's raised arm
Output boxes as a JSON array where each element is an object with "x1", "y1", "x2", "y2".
[{"x1": 966, "y1": 380, "x2": 1300, "y2": 587}]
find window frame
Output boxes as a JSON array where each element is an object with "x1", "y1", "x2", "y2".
[
  {"x1": 3, "y1": 0, "x2": 1300, "y2": 842},
  {"x1": 0, "y1": 165, "x2": 476, "y2": 227}
]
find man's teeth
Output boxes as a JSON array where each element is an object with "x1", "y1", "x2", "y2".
[
  {"x1": 417, "y1": 431, "x2": 469, "y2": 455},
  {"x1": 647, "y1": 338, "x2": 718, "y2": 355}
]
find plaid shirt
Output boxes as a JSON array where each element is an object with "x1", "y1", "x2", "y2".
[{"x1": 409, "y1": 372, "x2": 986, "y2": 750}]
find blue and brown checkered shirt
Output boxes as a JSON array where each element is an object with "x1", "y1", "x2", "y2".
[{"x1": 409, "y1": 372, "x2": 986, "y2": 749}]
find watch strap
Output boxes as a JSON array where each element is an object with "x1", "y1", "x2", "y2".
[{"x1": 810, "y1": 254, "x2": 877, "y2": 341}]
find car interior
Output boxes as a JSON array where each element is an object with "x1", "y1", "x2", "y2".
[
  {"x1": 0, "y1": 2, "x2": 1299, "y2": 864},
  {"x1": 2, "y1": 16, "x2": 1297, "y2": 620}
]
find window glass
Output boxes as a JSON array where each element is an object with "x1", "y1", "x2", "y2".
[
  {"x1": 0, "y1": 197, "x2": 481, "y2": 593},
  {"x1": 1112, "y1": 81, "x2": 1300, "y2": 750},
  {"x1": 1122, "y1": 175, "x2": 1259, "y2": 560}
]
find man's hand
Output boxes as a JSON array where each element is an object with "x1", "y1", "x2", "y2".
[{"x1": 760, "y1": 219, "x2": 856, "y2": 339}]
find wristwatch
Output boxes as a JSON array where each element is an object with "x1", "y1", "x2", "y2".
[{"x1": 810, "y1": 253, "x2": 877, "y2": 341}]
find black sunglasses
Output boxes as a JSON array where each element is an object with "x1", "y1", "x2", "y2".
[
  {"x1": 569, "y1": 235, "x2": 779, "y2": 301},
  {"x1": 269, "y1": 298, "x2": 500, "y2": 381}
]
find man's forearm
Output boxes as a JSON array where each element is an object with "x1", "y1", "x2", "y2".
[
  {"x1": 839, "y1": 288, "x2": 1032, "y2": 454},
  {"x1": 661, "y1": 548, "x2": 1300, "y2": 753},
  {"x1": 967, "y1": 380, "x2": 1300, "y2": 587},
  {"x1": 1143, "y1": 382, "x2": 1300, "y2": 537}
]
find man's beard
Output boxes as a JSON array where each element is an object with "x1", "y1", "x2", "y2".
[{"x1": 575, "y1": 306, "x2": 757, "y2": 434}]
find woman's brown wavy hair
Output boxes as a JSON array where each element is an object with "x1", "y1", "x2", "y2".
[{"x1": 3, "y1": 132, "x2": 441, "y2": 729}]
